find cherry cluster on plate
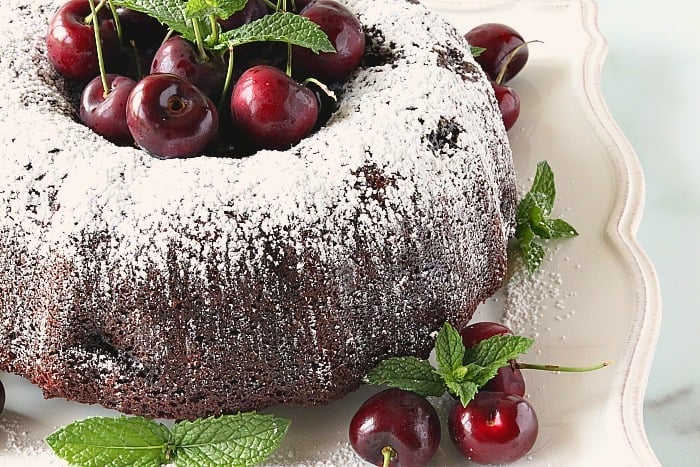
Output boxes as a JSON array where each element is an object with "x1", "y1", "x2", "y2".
[
  {"x1": 464, "y1": 23, "x2": 532, "y2": 131},
  {"x1": 45, "y1": 0, "x2": 365, "y2": 159},
  {"x1": 350, "y1": 322, "x2": 537, "y2": 466}
]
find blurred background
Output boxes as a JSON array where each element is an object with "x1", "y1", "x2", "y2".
[{"x1": 599, "y1": 1, "x2": 700, "y2": 465}]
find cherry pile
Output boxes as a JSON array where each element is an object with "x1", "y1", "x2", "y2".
[
  {"x1": 464, "y1": 23, "x2": 532, "y2": 131},
  {"x1": 349, "y1": 321, "x2": 538, "y2": 466},
  {"x1": 45, "y1": 0, "x2": 365, "y2": 159}
]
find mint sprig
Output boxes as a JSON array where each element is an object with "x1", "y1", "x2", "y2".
[
  {"x1": 45, "y1": 413, "x2": 290, "y2": 467},
  {"x1": 366, "y1": 322, "x2": 534, "y2": 406},
  {"x1": 515, "y1": 161, "x2": 578, "y2": 273},
  {"x1": 112, "y1": 0, "x2": 207, "y2": 43},
  {"x1": 185, "y1": 0, "x2": 249, "y2": 21},
  {"x1": 215, "y1": 11, "x2": 335, "y2": 52}
]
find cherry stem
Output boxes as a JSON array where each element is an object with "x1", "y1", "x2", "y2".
[
  {"x1": 84, "y1": 0, "x2": 106, "y2": 25},
  {"x1": 218, "y1": 46, "x2": 235, "y2": 114},
  {"x1": 209, "y1": 14, "x2": 219, "y2": 44},
  {"x1": 192, "y1": 18, "x2": 209, "y2": 62},
  {"x1": 261, "y1": 0, "x2": 277, "y2": 10},
  {"x1": 494, "y1": 39, "x2": 543, "y2": 85},
  {"x1": 286, "y1": 42, "x2": 293, "y2": 76},
  {"x1": 129, "y1": 40, "x2": 143, "y2": 79},
  {"x1": 381, "y1": 446, "x2": 396, "y2": 467},
  {"x1": 516, "y1": 361, "x2": 613, "y2": 373},
  {"x1": 87, "y1": 0, "x2": 109, "y2": 97},
  {"x1": 106, "y1": 0, "x2": 122, "y2": 44}
]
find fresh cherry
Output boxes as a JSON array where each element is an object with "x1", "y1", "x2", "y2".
[
  {"x1": 349, "y1": 388, "x2": 441, "y2": 467},
  {"x1": 459, "y1": 321, "x2": 526, "y2": 396},
  {"x1": 465, "y1": 23, "x2": 528, "y2": 83},
  {"x1": 126, "y1": 73, "x2": 219, "y2": 159},
  {"x1": 292, "y1": 0, "x2": 365, "y2": 82},
  {"x1": 491, "y1": 80, "x2": 521, "y2": 131},
  {"x1": 448, "y1": 391, "x2": 538, "y2": 464},
  {"x1": 151, "y1": 36, "x2": 226, "y2": 101},
  {"x1": 46, "y1": 0, "x2": 119, "y2": 81},
  {"x1": 231, "y1": 65, "x2": 318, "y2": 150},
  {"x1": 80, "y1": 74, "x2": 137, "y2": 145},
  {"x1": 218, "y1": 0, "x2": 268, "y2": 31},
  {"x1": 116, "y1": 7, "x2": 168, "y2": 49}
]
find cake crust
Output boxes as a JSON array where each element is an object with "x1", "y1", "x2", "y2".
[{"x1": 0, "y1": 0, "x2": 516, "y2": 419}]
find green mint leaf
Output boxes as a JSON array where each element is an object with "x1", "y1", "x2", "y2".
[
  {"x1": 45, "y1": 416, "x2": 170, "y2": 467},
  {"x1": 530, "y1": 160, "x2": 556, "y2": 214},
  {"x1": 216, "y1": 11, "x2": 335, "y2": 52},
  {"x1": 470, "y1": 46, "x2": 486, "y2": 58},
  {"x1": 186, "y1": 0, "x2": 249, "y2": 21},
  {"x1": 172, "y1": 413, "x2": 290, "y2": 466},
  {"x1": 465, "y1": 334, "x2": 534, "y2": 368},
  {"x1": 435, "y1": 322, "x2": 466, "y2": 376},
  {"x1": 112, "y1": 0, "x2": 207, "y2": 42},
  {"x1": 365, "y1": 356, "x2": 447, "y2": 397},
  {"x1": 446, "y1": 379, "x2": 479, "y2": 407},
  {"x1": 514, "y1": 161, "x2": 578, "y2": 273}
]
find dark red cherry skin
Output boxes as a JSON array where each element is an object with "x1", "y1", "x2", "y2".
[
  {"x1": 292, "y1": 0, "x2": 365, "y2": 82},
  {"x1": 349, "y1": 388, "x2": 441, "y2": 467},
  {"x1": 448, "y1": 391, "x2": 538, "y2": 465},
  {"x1": 218, "y1": 0, "x2": 268, "y2": 31},
  {"x1": 126, "y1": 73, "x2": 219, "y2": 159},
  {"x1": 465, "y1": 23, "x2": 528, "y2": 83},
  {"x1": 80, "y1": 74, "x2": 137, "y2": 145},
  {"x1": 231, "y1": 65, "x2": 318, "y2": 150},
  {"x1": 151, "y1": 36, "x2": 226, "y2": 100},
  {"x1": 459, "y1": 321, "x2": 513, "y2": 349},
  {"x1": 46, "y1": 0, "x2": 119, "y2": 82},
  {"x1": 491, "y1": 81, "x2": 521, "y2": 131},
  {"x1": 0, "y1": 379, "x2": 5, "y2": 414},
  {"x1": 116, "y1": 7, "x2": 168, "y2": 49}
]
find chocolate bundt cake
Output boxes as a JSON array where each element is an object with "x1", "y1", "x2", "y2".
[{"x1": 0, "y1": 0, "x2": 516, "y2": 419}]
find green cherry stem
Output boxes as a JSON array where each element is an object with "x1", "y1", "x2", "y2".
[
  {"x1": 494, "y1": 40, "x2": 543, "y2": 85},
  {"x1": 191, "y1": 18, "x2": 209, "y2": 62},
  {"x1": 87, "y1": 0, "x2": 109, "y2": 97},
  {"x1": 286, "y1": 43, "x2": 293, "y2": 76},
  {"x1": 516, "y1": 361, "x2": 613, "y2": 373},
  {"x1": 261, "y1": 0, "x2": 277, "y2": 10},
  {"x1": 105, "y1": 0, "x2": 122, "y2": 44},
  {"x1": 381, "y1": 446, "x2": 396, "y2": 467},
  {"x1": 84, "y1": 0, "x2": 106, "y2": 25},
  {"x1": 218, "y1": 45, "x2": 235, "y2": 114},
  {"x1": 209, "y1": 14, "x2": 219, "y2": 45}
]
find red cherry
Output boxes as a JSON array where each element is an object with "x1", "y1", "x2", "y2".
[
  {"x1": 491, "y1": 81, "x2": 521, "y2": 131},
  {"x1": 218, "y1": 0, "x2": 268, "y2": 31},
  {"x1": 46, "y1": 0, "x2": 119, "y2": 82},
  {"x1": 231, "y1": 65, "x2": 318, "y2": 150},
  {"x1": 459, "y1": 321, "x2": 513, "y2": 349},
  {"x1": 448, "y1": 391, "x2": 538, "y2": 464},
  {"x1": 292, "y1": 0, "x2": 365, "y2": 82},
  {"x1": 464, "y1": 23, "x2": 529, "y2": 83},
  {"x1": 349, "y1": 388, "x2": 441, "y2": 467},
  {"x1": 80, "y1": 74, "x2": 137, "y2": 145},
  {"x1": 126, "y1": 73, "x2": 219, "y2": 159}
]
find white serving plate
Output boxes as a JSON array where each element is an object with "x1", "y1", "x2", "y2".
[{"x1": 0, "y1": 0, "x2": 661, "y2": 465}]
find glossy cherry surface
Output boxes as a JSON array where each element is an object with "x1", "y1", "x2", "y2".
[
  {"x1": 448, "y1": 391, "x2": 538, "y2": 464},
  {"x1": 151, "y1": 36, "x2": 226, "y2": 100},
  {"x1": 491, "y1": 81, "x2": 521, "y2": 131},
  {"x1": 465, "y1": 23, "x2": 528, "y2": 83},
  {"x1": 126, "y1": 73, "x2": 219, "y2": 159},
  {"x1": 293, "y1": 0, "x2": 365, "y2": 82},
  {"x1": 459, "y1": 321, "x2": 513, "y2": 349},
  {"x1": 349, "y1": 388, "x2": 441, "y2": 467},
  {"x1": 218, "y1": 0, "x2": 268, "y2": 31},
  {"x1": 80, "y1": 74, "x2": 137, "y2": 145},
  {"x1": 231, "y1": 65, "x2": 318, "y2": 150},
  {"x1": 46, "y1": 0, "x2": 119, "y2": 81}
]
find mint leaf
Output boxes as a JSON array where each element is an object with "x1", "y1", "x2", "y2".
[
  {"x1": 470, "y1": 46, "x2": 486, "y2": 58},
  {"x1": 514, "y1": 161, "x2": 578, "y2": 273},
  {"x1": 186, "y1": 0, "x2": 249, "y2": 21},
  {"x1": 366, "y1": 356, "x2": 447, "y2": 397},
  {"x1": 172, "y1": 413, "x2": 290, "y2": 466},
  {"x1": 216, "y1": 11, "x2": 335, "y2": 52},
  {"x1": 466, "y1": 334, "x2": 534, "y2": 368},
  {"x1": 45, "y1": 416, "x2": 170, "y2": 467},
  {"x1": 113, "y1": 0, "x2": 207, "y2": 42},
  {"x1": 446, "y1": 379, "x2": 479, "y2": 407},
  {"x1": 435, "y1": 322, "x2": 465, "y2": 376}
]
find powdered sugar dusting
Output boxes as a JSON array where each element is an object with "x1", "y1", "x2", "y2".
[{"x1": 0, "y1": 0, "x2": 515, "y2": 419}]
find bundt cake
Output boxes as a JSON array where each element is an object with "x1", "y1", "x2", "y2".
[{"x1": 0, "y1": 0, "x2": 516, "y2": 419}]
